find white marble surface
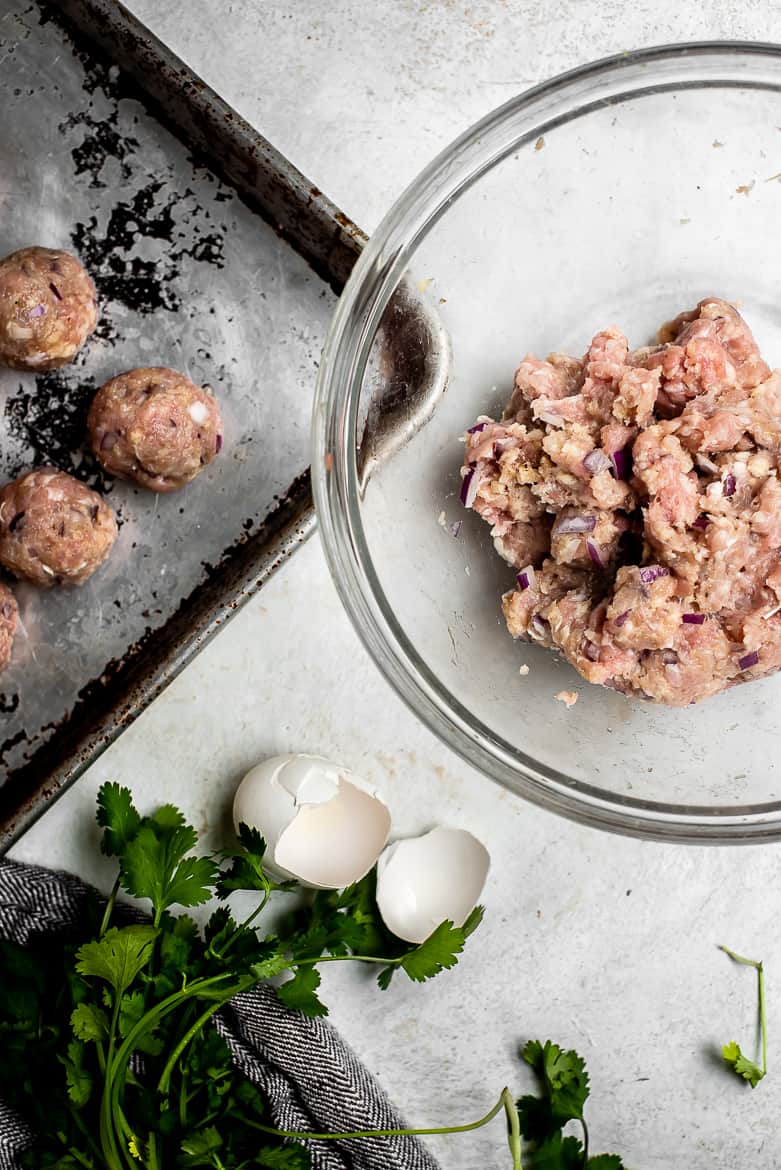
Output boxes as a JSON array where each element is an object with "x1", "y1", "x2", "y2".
[{"x1": 11, "y1": 3, "x2": 781, "y2": 1167}]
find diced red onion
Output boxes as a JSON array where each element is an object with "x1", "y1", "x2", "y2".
[
  {"x1": 586, "y1": 539, "x2": 604, "y2": 568},
  {"x1": 48, "y1": 282, "x2": 63, "y2": 301},
  {"x1": 639, "y1": 565, "x2": 669, "y2": 584},
  {"x1": 467, "y1": 422, "x2": 487, "y2": 434},
  {"x1": 100, "y1": 431, "x2": 117, "y2": 451},
  {"x1": 529, "y1": 614, "x2": 550, "y2": 638},
  {"x1": 723, "y1": 473, "x2": 737, "y2": 497},
  {"x1": 215, "y1": 433, "x2": 223, "y2": 454},
  {"x1": 26, "y1": 303, "x2": 46, "y2": 319},
  {"x1": 613, "y1": 609, "x2": 631, "y2": 627},
  {"x1": 555, "y1": 513, "x2": 596, "y2": 535},
  {"x1": 695, "y1": 453, "x2": 719, "y2": 475},
  {"x1": 460, "y1": 467, "x2": 481, "y2": 508},
  {"x1": 610, "y1": 447, "x2": 631, "y2": 480},
  {"x1": 1, "y1": 603, "x2": 13, "y2": 620},
  {"x1": 517, "y1": 565, "x2": 536, "y2": 591},
  {"x1": 661, "y1": 649, "x2": 679, "y2": 665},
  {"x1": 535, "y1": 408, "x2": 565, "y2": 428},
  {"x1": 583, "y1": 449, "x2": 612, "y2": 476},
  {"x1": 583, "y1": 640, "x2": 601, "y2": 661},
  {"x1": 692, "y1": 514, "x2": 709, "y2": 530},
  {"x1": 450, "y1": 521, "x2": 462, "y2": 539},
  {"x1": 738, "y1": 650, "x2": 759, "y2": 670},
  {"x1": 682, "y1": 613, "x2": 705, "y2": 625}
]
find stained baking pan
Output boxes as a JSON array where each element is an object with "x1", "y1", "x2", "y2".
[{"x1": 0, "y1": 0, "x2": 368, "y2": 847}]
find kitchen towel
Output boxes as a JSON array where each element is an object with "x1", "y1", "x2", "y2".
[{"x1": 0, "y1": 859, "x2": 440, "y2": 1170}]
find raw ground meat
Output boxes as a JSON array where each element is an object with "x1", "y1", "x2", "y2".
[
  {"x1": 0, "y1": 247, "x2": 98, "y2": 371},
  {"x1": 0, "y1": 583, "x2": 17, "y2": 672},
  {"x1": 88, "y1": 367, "x2": 224, "y2": 492},
  {"x1": 0, "y1": 469, "x2": 117, "y2": 587},
  {"x1": 461, "y1": 298, "x2": 781, "y2": 706}
]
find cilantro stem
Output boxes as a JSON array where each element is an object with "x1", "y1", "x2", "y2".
[
  {"x1": 158, "y1": 998, "x2": 227, "y2": 1096},
  {"x1": 501, "y1": 1087, "x2": 522, "y2": 1170},
  {"x1": 231, "y1": 1089, "x2": 509, "y2": 1141},
  {"x1": 99, "y1": 877, "x2": 121, "y2": 939},
  {"x1": 581, "y1": 1118, "x2": 589, "y2": 1166},
  {"x1": 718, "y1": 945, "x2": 767, "y2": 1075}
]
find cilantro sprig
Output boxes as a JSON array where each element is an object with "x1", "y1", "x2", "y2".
[
  {"x1": 0, "y1": 784, "x2": 485, "y2": 1170},
  {"x1": 719, "y1": 945, "x2": 767, "y2": 1088}
]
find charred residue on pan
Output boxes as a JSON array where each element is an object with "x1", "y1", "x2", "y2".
[{"x1": 4, "y1": 5, "x2": 228, "y2": 494}]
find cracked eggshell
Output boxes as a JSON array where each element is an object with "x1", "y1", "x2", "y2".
[
  {"x1": 232, "y1": 753, "x2": 391, "y2": 889},
  {"x1": 376, "y1": 827, "x2": 490, "y2": 944}
]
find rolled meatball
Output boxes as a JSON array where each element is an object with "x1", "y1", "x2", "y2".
[
  {"x1": 0, "y1": 247, "x2": 98, "y2": 371},
  {"x1": 0, "y1": 469, "x2": 117, "y2": 587},
  {"x1": 87, "y1": 367, "x2": 224, "y2": 492},
  {"x1": 0, "y1": 583, "x2": 17, "y2": 672}
]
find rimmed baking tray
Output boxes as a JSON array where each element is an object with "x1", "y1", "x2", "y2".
[{"x1": 0, "y1": 0, "x2": 367, "y2": 847}]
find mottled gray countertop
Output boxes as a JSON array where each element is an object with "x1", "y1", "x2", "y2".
[{"x1": 11, "y1": 4, "x2": 781, "y2": 1167}]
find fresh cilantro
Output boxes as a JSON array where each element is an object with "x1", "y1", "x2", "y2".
[
  {"x1": 2, "y1": 785, "x2": 485, "y2": 1170},
  {"x1": 75, "y1": 925, "x2": 157, "y2": 994},
  {"x1": 70, "y1": 1002, "x2": 108, "y2": 1044},
  {"x1": 97, "y1": 781, "x2": 142, "y2": 857},
  {"x1": 518, "y1": 1039, "x2": 625, "y2": 1169},
  {"x1": 379, "y1": 906, "x2": 485, "y2": 989},
  {"x1": 276, "y1": 966, "x2": 328, "y2": 1017},
  {"x1": 719, "y1": 945, "x2": 767, "y2": 1088},
  {"x1": 121, "y1": 819, "x2": 218, "y2": 920}
]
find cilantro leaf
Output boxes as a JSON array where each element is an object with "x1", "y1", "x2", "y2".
[
  {"x1": 526, "y1": 1132, "x2": 584, "y2": 1169},
  {"x1": 70, "y1": 1002, "x2": 108, "y2": 1044},
  {"x1": 722, "y1": 1040, "x2": 765, "y2": 1088},
  {"x1": 59, "y1": 1040, "x2": 92, "y2": 1108},
  {"x1": 588, "y1": 1156, "x2": 628, "y2": 1169},
  {"x1": 276, "y1": 967, "x2": 328, "y2": 1017},
  {"x1": 121, "y1": 822, "x2": 218, "y2": 916},
  {"x1": 97, "y1": 782, "x2": 141, "y2": 857},
  {"x1": 75, "y1": 925, "x2": 157, "y2": 995},
  {"x1": 180, "y1": 1125, "x2": 223, "y2": 1165},
  {"x1": 216, "y1": 824, "x2": 275, "y2": 898},
  {"x1": 256, "y1": 1146, "x2": 312, "y2": 1169},
  {"x1": 396, "y1": 908, "x2": 485, "y2": 984},
  {"x1": 522, "y1": 1040, "x2": 589, "y2": 1124}
]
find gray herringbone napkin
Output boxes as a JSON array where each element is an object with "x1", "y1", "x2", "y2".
[{"x1": 0, "y1": 859, "x2": 440, "y2": 1170}]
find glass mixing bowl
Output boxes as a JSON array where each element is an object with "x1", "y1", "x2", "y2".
[{"x1": 313, "y1": 43, "x2": 781, "y2": 843}]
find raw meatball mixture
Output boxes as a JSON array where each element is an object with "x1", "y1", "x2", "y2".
[
  {"x1": 0, "y1": 247, "x2": 98, "y2": 370},
  {"x1": 461, "y1": 298, "x2": 781, "y2": 706},
  {"x1": 0, "y1": 584, "x2": 17, "y2": 672},
  {"x1": 0, "y1": 470, "x2": 117, "y2": 587},
  {"x1": 88, "y1": 367, "x2": 224, "y2": 492}
]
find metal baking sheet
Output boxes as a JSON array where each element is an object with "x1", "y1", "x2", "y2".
[{"x1": 0, "y1": 0, "x2": 362, "y2": 845}]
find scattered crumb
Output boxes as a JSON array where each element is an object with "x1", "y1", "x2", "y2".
[
  {"x1": 679, "y1": 217, "x2": 691, "y2": 225},
  {"x1": 712, "y1": 139, "x2": 724, "y2": 148},
  {"x1": 736, "y1": 180, "x2": 755, "y2": 195},
  {"x1": 450, "y1": 520, "x2": 462, "y2": 539},
  {"x1": 416, "y1": 277, "x2": 433, "y2": 293},
  {"x1": 437, "y1": 510, "x2": 447, "y2": 528},
  {"x1": 464, "y1": 564, "x2": 471, "y2": 576},
  {"x1": 439, "y1": 297, "x2": 447, "y2": 304},
  {"x1": 534, "y1": 136, "x2": 545, "y2": 151},
  {"x1": 555, "y1": 689, "x2": 579, "y2": 708},
  {"x1": 323, "y1": 451, "x2": 334, "y2": 472},
  {"x1": 766, "y1": 171, "x2": 781, "y2": 183},
  {"x1": 519, "y1": 664, "x2": 530, "y2": 676}
]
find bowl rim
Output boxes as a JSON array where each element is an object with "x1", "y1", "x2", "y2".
[{"x1": 312, "y1": 40, "x2": 781, "y2": 845}]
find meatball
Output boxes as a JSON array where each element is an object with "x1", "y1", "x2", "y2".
[
  {"x1": 462, "y1": 298, "x2": 781, "y2": 706},
  {"x1": 0, "y1": 247, "x2": 98, "y2": 371},
  {"x1": 0, "y1": 470, "x2": 117, "y2": 587},
  {"x1": 87, "y1": 367, "x2": 224, "y2": 492},
  {"x1": 0, "y1": 583, "x2": 17, "y2": 672}
]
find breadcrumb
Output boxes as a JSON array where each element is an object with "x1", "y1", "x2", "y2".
[
  {"x1": 519, "y1": 664, "x2": 530, "y2": 676},
  {"x1": 555, "y1": 689, "x2": 579, "y2": 708}
]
